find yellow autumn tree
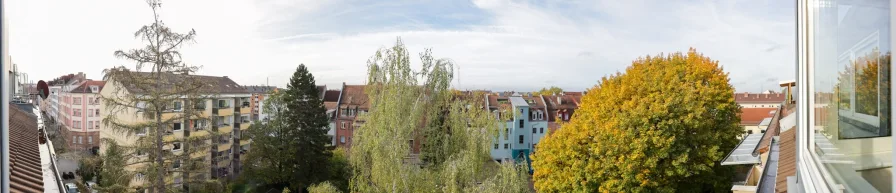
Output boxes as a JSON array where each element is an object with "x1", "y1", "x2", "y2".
[{"x1": 532, "y1": 48, "x2": 742, "y2": 192}]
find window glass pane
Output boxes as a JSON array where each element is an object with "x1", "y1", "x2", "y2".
[{"x1": 813, "y1": 0, "x2": 892, "y2": 191}]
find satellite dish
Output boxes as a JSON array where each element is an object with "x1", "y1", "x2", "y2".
[{"x1": 37, "y1": 80, "x2": 49, "y2": 99}]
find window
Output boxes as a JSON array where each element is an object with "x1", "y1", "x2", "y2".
[
  {"x1": 494, "y1": 144, "x2": 498, "y2": 149},
  {"x1": 173, "y1": 160, "x2": 181, "y2": 169},
  {"x1": 340, "y1": 136, "x2": 346, "y2": 144},
  {"x1": 519, "y1": 120, "x2": 524, "y2": 128},
  {"x1": 173, "y1": 101, "x2": 183, "y2": 111},
  {"x1": 137, "y1": 127, "x2": 147, "y2": 136},
  {"x1": 74, "y1": 121, "x2": 81, "y2": 129},
  {"x1": 342, "y1": 122, "x2": 346, "y2": 129},
  {"x1": 78, "y1": 136, "x2": 82, "y2": 144},
  {"x1": 72, "y1": 136, "x2": 77, "y2": 144},
  {"x1": 518, "y1": 135, "x2": 523, "y2": 144},
  {"x1": 218, "y1": 100, "x2": 224, "y2": 108},
  {"x1": 95, "y1": 109, "x2": 100, "y2": 117},
  {"x1": 503, "y1": 143, "x2": 508, "y2": 149},
  {"x1": 74, "y1": 97, "x2": 81, "y2": 105},
  {"x1": 88, "y1": 136, "x2": 93, "y2": 144},
  {"x1": 747, "y1": 130, "x2": 753, "y2": 135},
  {"x1": 193, "y1": 120, "x2": 205, "y2": 130},
  {"x1": 532, "y1": 128, "x2": 536, "y2": 134},
  {"x1": 95, "y1": 121, "x2": 100, "y2": 129},
  {"x1": 88, "y1": 121, "x2": 93, "y2": 129},
  {"x1": 87, "y1": 109, "x2": 93, "y2": 117},
  {"x1": 73, "y1": 109, "x2": 81, "y2": 117},
  {"x1": 800, "y1": 0, "x2": 893, "y2": 191},
  {"x1": 172, "y1": 142, "x2": 182, "y2": 151},
  {"x1": 540, "y1": 128, "x2": 544, "y2": 134},
  {"x1": 173, "y1": 122, "x2": 182, "y2": 131}
]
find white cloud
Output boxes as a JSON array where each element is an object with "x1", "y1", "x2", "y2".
[{"x1": 9, "y1": 0, "x2": 794, "y2": 92}]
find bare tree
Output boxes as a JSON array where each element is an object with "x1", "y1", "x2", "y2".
[{"x1": 101, "y1": 0, "x2": 220, "y2": 192}]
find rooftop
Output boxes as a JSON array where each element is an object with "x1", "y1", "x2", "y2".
[
  {"x1": 8, "y1": 103, "x2": 44, "y2": 192},
  {"x1": 509, "y1": 96, "x2": 530, "y2": 107}
]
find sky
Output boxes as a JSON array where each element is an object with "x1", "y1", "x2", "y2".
[{"x1": 9, "y1": 0, "x2": 795, "y2": 92}]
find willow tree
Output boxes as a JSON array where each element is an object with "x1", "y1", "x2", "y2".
[
  {"x1": 532, "y1": 48, "x2": 741, "y2": 192},
  {"x1": 348, "y1": 38, "x2": 530, "y2": 193},
  {"x1": 101, "y1": 0, "x2": 217, "y2": 192}
]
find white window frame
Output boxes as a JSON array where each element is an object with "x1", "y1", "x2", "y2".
[
  {"x1": 172, "y1": 142, "x2": 182, "y2": 152},
  {"x1": 173, "y1": 121, "x2": 183, "y2": 131},
  {"x1": 173, "y1": 101, "x2": 183, "y2": 112},
  {"x1": 795, "y1": 1, "x2": 896, "y2": 191},
  {"x1": 137, "y1": 127, "x2": 147, "y2": 136}
]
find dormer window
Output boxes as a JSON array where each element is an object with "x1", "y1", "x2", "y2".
[{"x1": 90, "y1": 86, "x2": 99, "y2": 93}]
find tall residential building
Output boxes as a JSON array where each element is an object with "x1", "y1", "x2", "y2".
[
  {"x1": 60, "y1": 80, "x2": 105, "y2": 150},
  {"x1": 100, "y1": 73, "x2": 253, "y2": 188},
  {"x1": 244, "y1": 85, "x2": 277, "y2": 122}
]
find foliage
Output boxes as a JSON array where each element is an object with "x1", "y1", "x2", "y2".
[
  {"x1": 244, "y1": 64, "x2": 333, "y2": 191},
  {"x1": 96, "y1": 140, "x2": 133, "y2": 193},
  {"x1": 534, "y1": 86, "x2": 564, "y2": 96},
  {"x1": 78, "y1": 156, "x2": 102, "y2": 181},
  {"x1": 349, "y1": 38, "x2": 530, "y2": 193},
  {"x1": 326, "y1": 148, "x2": 351, "y2": 192},
  {"x1": 101, "y1": 0, "x2": 212, "y2": 192},
  {"x1": 308, "y1": 181, "x2": 342, "y2": 193},
  {"x1": 532, "y1": 48, "x2": 742, "y2": 192}
]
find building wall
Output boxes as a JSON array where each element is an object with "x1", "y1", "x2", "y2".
[{"x1": 62, "y1": 92, "x2": 102, "y2": 150}]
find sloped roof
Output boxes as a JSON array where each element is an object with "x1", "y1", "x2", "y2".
[
  {"x1": 244, "y1": 85, "x2": 277, "y2": 94},
  {"x1": 69, "y1": 80, "x2": 105, "y2": 94},
  {"x1": 9, "y1": 104, "x2": 44, "y2": 192},
  {"x1": 112, "y1": 72, "x2": 248, "y2": 94},
  {"x1": 323, "y1": 90, "x2": 341, "y2": 102},
  {"x1": 339, "y1": 85, "x2": 369, "y2": 109},
  {"x1": 740, "y1": 108, "x2": 777, "y2": 125}
]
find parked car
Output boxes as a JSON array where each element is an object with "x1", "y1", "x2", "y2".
[{"x1": 64, "y1": 183, "x2": 78, "y2": 193}]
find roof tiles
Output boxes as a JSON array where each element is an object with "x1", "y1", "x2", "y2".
[{"x1": 8, "y1": 104, "x2": 44, "y2": 192}]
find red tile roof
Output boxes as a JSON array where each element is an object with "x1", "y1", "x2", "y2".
[
  {"x1": 339, "y1": 85, "x2": 369, "y2": 109},
  {"x1": 739, "y1": 108, "x2": 777, "y2": 125},
  {"x1": 8, "y1": 104, "x2": 44, "y2": 192},
  {"x1": 735, "y1": 92, "x2": 786, "y2": 103},
  {"x1": 323, "y1": 90, "x2": 341, "y2": 102},
  {"x1": 68, "y1": 80, "x2": 105, "y2": 93}
]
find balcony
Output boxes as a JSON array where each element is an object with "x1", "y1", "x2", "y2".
[
  {"x1": 240, "y1": 138, "x2": 251, "y2": 146},
  {"x1": 218, "y1": 143, "x2": 232, "y2": 153},
  {"x1": 192, "y1": 130, "x2": 210, "y2": 137},
  {"x1": 217, "y1": 124, "x2": 233, "y2": 134},
  {"x1": 239, "y1": 122, "x2": 250, "y2": 130},
  {"x1": 215, "y1": 106, "x2": 233, "y2": 116}
]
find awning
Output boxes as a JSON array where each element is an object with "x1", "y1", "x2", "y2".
[{"x1": 721, "y1": 133, "x2": 764, "y2": 165}]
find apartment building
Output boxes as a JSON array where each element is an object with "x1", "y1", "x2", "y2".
[
  {"x1": 244, "y1": 85, "x2": 277, "y2": 122},
  {"x1": 735, "y1": 92, "x2": 787, "y2": 134},
  {"x1": 333, "y1": 83, "x2": 368, "y2": 149},
  {"x1": 60, "y1": 80, "x2": 105, "y2": 150},
  {"x1": 486, "y1": 92, "x2": 580, "y2": 166},
  {"x1": 100, "y1": 73, "x2": 254, "y2": 188}
]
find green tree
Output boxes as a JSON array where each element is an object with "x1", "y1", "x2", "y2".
[
  {"x1": 532, "y1": 48, "x2": 741, "y2": 192},
  {"x1": 96, "y1": 140, "x2": 133, "y2": 193},
  {"x1": 534, "y1": 86, "x2": 564, "y2": 96},
  {"x1": 101, "y1": 0, "x2": 216, "y2": 192},
  {"x1": 308, "y1": 181, "x2": 341, "y2": 193},
  {"x1": 244, "y1": 64, "x2": 333, "y2": 191},
  {"x1": 349, "y1": 38, "x2": 530, "y2": 193},
  {"x1": 326, "y1": 148, "x2": 351, "y2": 192}
]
